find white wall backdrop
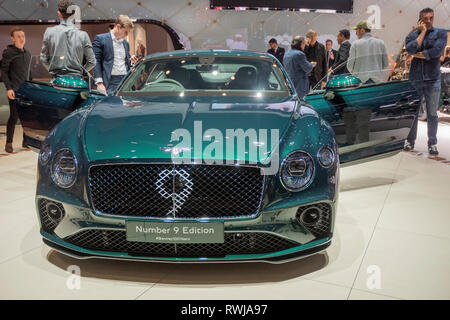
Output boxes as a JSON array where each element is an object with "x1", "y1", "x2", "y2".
[{"x1": 0, "y1": 0, "x2": 448, "y2": 55}]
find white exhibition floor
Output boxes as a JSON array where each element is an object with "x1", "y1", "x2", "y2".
[{"x1": 0, "y1": 121, "x2": 449, "y2": 300}]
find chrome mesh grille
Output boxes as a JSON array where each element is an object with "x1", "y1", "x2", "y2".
[
  {"x1": 64, "y1": 230, "x2": 298, "y2": 258},
  {"x1": 88, "y1": 164, "x2": 265, "y2": 219}
]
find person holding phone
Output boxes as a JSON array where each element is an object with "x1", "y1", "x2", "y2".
[{"x1": 404, "y1": 7, "x2": 447, "y2": 155}]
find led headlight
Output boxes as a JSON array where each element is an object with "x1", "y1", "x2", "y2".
[
  {"x1": 50, "y1": 148, "x2": 78, "y2": 188},
  {"x1": 38, "y1": 143, "x2": 52, "y2": 166},
  {"x1": 280, "y1": 151, "x2": 315, "y2": 192},
  {"x1": 317, "y1": 146, "x2": 336, "y2": 168}
]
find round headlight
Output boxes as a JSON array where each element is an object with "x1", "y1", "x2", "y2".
[
  {"x1": 50, "y1": 149, "x2": 78, "y2": 188},
  {"x1": 38, "y1": 143, "x2": 52, "y2": 166},
  {"x1": 317, "y1": 146, "x2": 336, "y2": 168},
  {"x1": 280, "y1": 151, "x2": 315, "y2": 192}
]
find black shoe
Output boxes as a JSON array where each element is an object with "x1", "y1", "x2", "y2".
[
  {"x1": 428, "y1": 145, "x2": 439, "y2": 156},
  {"x1": 403, "y1": 141, "x2": 414, "y2": 151},
  {"x1": 5, "y1": 143, "x2": 13, "y2": 153}
]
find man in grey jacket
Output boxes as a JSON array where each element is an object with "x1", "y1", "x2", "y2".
[
  {"x1": 347, "y1": 21, "x2": 389, "y2": 83},
  {"x1": 40, "y1": 0, "x2": 95, "y2": 78}
]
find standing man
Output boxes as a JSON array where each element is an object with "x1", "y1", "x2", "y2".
[
  {"x1": 347, "y1": 20, "x2": 389, "y2": 84},
  {"x1": 40, "y1": 0, "x2": 96, "y2": 81},
  {"x1": 267, "y1": 38, "x2": 285, "y2": 65},
  {"x1": 330, "y1": 29, "x2": 351, "y2": 75},
  {"x1": 325, "y1": 39, "x2": 337, "y2": 70},
  {"x1": 404, "y1": 8, "x2": 447, "y2": 155},
  {"x1": 93, "y1": 15, "x2": 134, "y2": 95},
  {"x1": 304, "y1": 30, "x2": 327, "y2": 89},
  {"x1": 1, "y1": 27, "x2": 31, "y2": 153},
  {"x1": 284, "y1": 36, "x2": 316, "y2": 99}
]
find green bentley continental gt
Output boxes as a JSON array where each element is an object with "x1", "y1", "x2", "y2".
[{"x1": 15, "y1": 50, "x2": 420, "y2": 263}]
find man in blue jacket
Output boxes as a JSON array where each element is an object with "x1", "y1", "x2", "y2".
[
  {"x1": 93, "y1": 15, "x2": 134, "y2": 95},
  {"x1": 404, "y1": 8, "x2": 447, "y2": 155},
  {"x1": 283, "y1": 36, "x2": 316, "y2": 99}
]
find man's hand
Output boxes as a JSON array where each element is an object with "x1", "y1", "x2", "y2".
[
  {"x1": 130, "y1": 54, "x2": 138, "y2": 65},
  {"x1": 96, "y1": 83, "x2": 107, "y2": 94},
  {"x1": 413, "y1": 52, "x2": 426, "y2": 60},
  {"x1": 418, "y1": 20, "x2": 427, "y2": 33},
  {"x1": 7, "y1": 89, "x2": 15, "y2": 100},
  {"x1": 328, "y1": 68, "x2": 333, "y2": 73},
  {"x1": 321, "y1": 81, "x2": 327, "y2": 89},
  {"x1": 406, "y1": 55, "x2": 413, "y2": 66},
  {"x1": 311, "y1": 61, "x2": 317, "y2": 68}
]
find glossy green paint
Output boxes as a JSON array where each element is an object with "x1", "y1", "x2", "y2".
[
  {"x1": 326, "y1": 74, "x2": 362, "y2": 89},
  {"x1": 25, "y1": 50, "x2": 342, "y2": 263},
  {"x1": 83, "y1": 96, "x2": 297, "y2": 163}
]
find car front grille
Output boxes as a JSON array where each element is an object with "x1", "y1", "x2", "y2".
[
  {"x1": 64, "y1": 230, "x2": 299, "y2": 258},
  {"x1": 88, "y1": 164, "x2": 265, "y2": 219}
]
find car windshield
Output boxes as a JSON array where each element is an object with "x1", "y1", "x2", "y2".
[{"x1": 118, "y1": 55, "x2": 291, "y2": 97}]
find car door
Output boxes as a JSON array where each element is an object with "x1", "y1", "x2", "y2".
[
  {"x1": 15, "y1": 80, "x2": 105, "y2": 149},
  {"x1": 304, "y1": 77, "x2": 420, "y2": 165}
]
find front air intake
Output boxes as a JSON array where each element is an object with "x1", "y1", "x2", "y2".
[
  {"x1": 296, "y1": 203, "x2": 332, "y2": 238},
  {"x1": 38, "y1": 198, "x2": 65, "y2": 233}
]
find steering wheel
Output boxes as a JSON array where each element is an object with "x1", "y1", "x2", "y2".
[{"x1": 151, "y1": 78, "x2": 184, "y2": 88}]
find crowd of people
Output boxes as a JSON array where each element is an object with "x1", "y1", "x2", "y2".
[
  {"x1": 268, "y1": 19, "x2": 390, "y2": 98},
  {"x1": 268, "y1": 7, "x2": 447, "y2": 155},
  {"x1": 1, "y1": 1, "x2": 448, "y2": 157},
  {"x1": 1, "y1": 0, "x2": 137, "y2": 152}
]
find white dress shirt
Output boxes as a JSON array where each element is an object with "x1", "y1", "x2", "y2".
[{"x1": 95, "y1": 31, "x2": 127, "y2": 84}]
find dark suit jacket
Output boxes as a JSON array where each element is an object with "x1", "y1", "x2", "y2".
[
  {"x1": 305, "y1": 42, "x2": 327, "y2": 83},
  {"x1": 92, "y1": 32, "x2": 131, "y2": 88},
  {"x1": 267, "y1": 47, "x2": 285, "y2": 65},
  {"x1": 332, "y1": 41, "x2": 351, "y2": 75}
]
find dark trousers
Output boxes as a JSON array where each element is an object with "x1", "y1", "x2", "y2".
[
  {"x1": 6, "y1": 99, "x2": 25, "y2": 144},
  {"x1": 107, "y1": 75, "x2": 125, "y2": 96},
  {"x1": 309, "y1": 76, "x2": 319, "y2": 90}
]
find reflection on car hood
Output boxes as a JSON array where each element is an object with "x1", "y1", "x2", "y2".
[{"x1": 84, "y1": 96, "x2": 298, "y2": 163}]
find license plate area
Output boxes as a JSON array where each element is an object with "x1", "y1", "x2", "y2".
[{"x1": 126, "y1": 221, "x2": 224, "y2": 244}]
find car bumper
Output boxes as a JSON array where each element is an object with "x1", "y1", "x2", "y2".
[{"x1": 36, "y1": 195, "x2": 336, "y2": 264}]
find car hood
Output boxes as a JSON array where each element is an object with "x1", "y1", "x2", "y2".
[{"x1": 83, "y1": 96, "x2": 297, "y2": 163}]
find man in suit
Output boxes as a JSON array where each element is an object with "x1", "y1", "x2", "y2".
[
  {"x1": 93, "y1": 15, "x2": 134, "y2": 95},
  {"x1": 267, "y1": 38, "x2": 285, "y2": 65},
  {"x1": 325, "y1": 39, "x2": 337, "y2": 70},
  {"x1": 304, "y1": 30, "x2": 327, "y2": 89},
  {"x1": 330, "y1": 29, "x2": 351, "y2": 75}
]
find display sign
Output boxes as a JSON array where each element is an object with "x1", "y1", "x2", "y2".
[
  {"x1": 126, "y1": 221, "x2": 225, "y2": 244},
  {"x1": 211, "y1": 0, "x2": 353, "y2": 12}
]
